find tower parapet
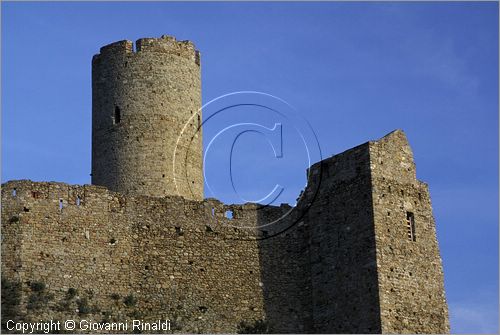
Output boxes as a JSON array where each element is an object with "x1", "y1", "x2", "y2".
[
  {"x1": 95, "y1": 36, "x2": 200, "y2": 64},
  {"x1": 91, "y1": 35, "x2": 203, "y2": 200}
]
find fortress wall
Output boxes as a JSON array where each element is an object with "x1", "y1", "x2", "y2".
[
  {"x1": 257, "y1": 218, "x2": 314, "y2": 333},
  {"x1": 1, "y1": 130, "x2": 449, "y2": 334},
  {"x1": 304, "y1": 143, "x2": 382, "y2": 333},
  {"x1": 368, "y1": 130, "x2": 450, "y2": 333},
  {"x1": 1, "y1": 186, "x2": 25, "y2": 285},
  {"x1": 1, "y1": 180, "x2": 310, "y2": 333},
  {"x1": 1, "y1": 181, "x2": 136, "y2": 325},
  {"x1": 123, "y1": 197, "x2": 265, "y2": 333}
]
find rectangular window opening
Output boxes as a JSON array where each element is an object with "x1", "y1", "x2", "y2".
[
  {"x1": 406, "y1": 211, "x2": 416, "y2": 241},
  {"x1": 114, "y1": 106, "x2": 121, "y2": 124}
]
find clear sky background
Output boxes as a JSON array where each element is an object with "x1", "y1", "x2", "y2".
[{"x1": 2, "y1": 2, "x2": 498, "y2": 333}]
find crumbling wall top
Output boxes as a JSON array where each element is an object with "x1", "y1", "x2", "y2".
[
  {"x1": 368, "y1": 129, "x2": 417, "y2": 184},
  {"x1": 305, "y1": 129, "x2": 418, "y2": 187}
]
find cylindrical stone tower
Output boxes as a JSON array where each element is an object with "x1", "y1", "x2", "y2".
[{"x1": 91, "y1": 35, "x2": 203, "y2": 200}]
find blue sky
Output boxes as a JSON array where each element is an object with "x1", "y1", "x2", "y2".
[{"x1": 2, "y1": 2, "x2": 498, "y2": 333}]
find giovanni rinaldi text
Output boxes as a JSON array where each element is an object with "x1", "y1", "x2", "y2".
[{"x1": 6, "y1": 319, "x2": 172, "y2": 333}]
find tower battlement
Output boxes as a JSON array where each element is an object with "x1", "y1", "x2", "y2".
[
  {"x1": 98, "y1": 40, "x2": 133, "y2": 54},
  {"x1": 95, "y1": 35, "x2": 200, "y2": 65}
]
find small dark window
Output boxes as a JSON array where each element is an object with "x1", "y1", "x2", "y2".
[
  {"x1": 59, "y1": 199, "x2": 63, "y2": 210},
  {"x1": 114, "y1": 106, "x2": 121, "y2": 124},
  {"x1": 175, "y1": 226, "x2": 183, "y2": 236},
  {"x1": 406, "y1": 211, "x2": 416, "y2": 241},
  {"x1": 12, "y1": 188, "x2": 16, "y2": 197}
]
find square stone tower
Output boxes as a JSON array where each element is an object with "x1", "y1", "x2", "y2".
[{"x1": 303, "y1": 130, "x2": 449, "y2": 333}]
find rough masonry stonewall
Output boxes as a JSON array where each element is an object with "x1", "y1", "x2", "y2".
[{"x1": 1, "y1": 35, "x2": 450, "y2": 333}]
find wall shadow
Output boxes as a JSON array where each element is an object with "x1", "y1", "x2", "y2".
[{"x1": 256, "y1": 144, "x2": 382, "y2": 333}]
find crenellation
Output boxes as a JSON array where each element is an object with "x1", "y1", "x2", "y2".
[
  {"x1": 98, "y1": 40, "x2": 134, "y2": 55},
  {"x1": 135, "y1": 36, "x2": 198, "y2": 62},
  {"x1": 95, "y1": 36, "x2": 199, "y2": 65}
]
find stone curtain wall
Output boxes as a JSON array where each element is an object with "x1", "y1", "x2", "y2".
[
  {"x1": 1, "y1": 181, "x2": 312, "y2": 333},
  {"x1": 91, "y1": 36, "x2": 203, "y2": 200},
  {"x1": 1, "y1": 131, "x2": 449, "y2": 333}
]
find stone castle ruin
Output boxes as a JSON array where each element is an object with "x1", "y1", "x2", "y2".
[{"x1": 1, "y1": 35, "x2": 449, "y2": 333}]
